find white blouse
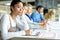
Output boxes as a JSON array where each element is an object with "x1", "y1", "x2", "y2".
[
  {"x1": 1, "y1": 14, "x2": 29, "y2": 40},
  {"x1": 24, "y1": 14, "x2": 41, "y2": 29},
  {"x1": 16, "y1": 14, "x2": 29, "y2": 30}
]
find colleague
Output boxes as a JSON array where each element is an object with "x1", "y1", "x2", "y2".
[
  {"x1": 44, "y1": 9, "x2": 56, "y2": 21},
  {"x1": 31, "y1": 5, "x2": 44, "y2": 23},
  {"x1": 48, "y1": 9, "x2": 56, "y2": 21},
  {"x1": 1, "y1": 0, "x2": 32, "y2": 40},
  {"x1": 25, "y1": 4, "x2": 33, "y2": 21},
  {"x1": 43, "y1": 8, "x2": 49, "y2": 19},
  {"x1": 31, "y1": 5, "x2": 48, "y2": 28}
]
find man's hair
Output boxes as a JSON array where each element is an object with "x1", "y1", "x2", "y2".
[{"x1": 36, "y1": 5, "x2": 44, "y2": 10}]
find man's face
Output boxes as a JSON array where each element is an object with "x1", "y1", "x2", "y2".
[{"x1": 38, "y1": 7, "x2": 44, "y2": 13}]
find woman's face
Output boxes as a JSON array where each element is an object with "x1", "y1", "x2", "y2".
[
  {"x1": 12, "y1": 2, "x2": 23, "y2": 16},
  {"x1": 23, "y1": 6, "x2": 28, "y2": 14},
  {"x1": 27, "y1": 6, "x2": 32, "y2": 14}
]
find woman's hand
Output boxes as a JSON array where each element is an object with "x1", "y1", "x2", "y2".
[
  {"x1": 8, "y1": 26, "x2": 16, "y2": 32},
  {"x1": 40, "y1": 23, "x2": 46, "y2": 28},
  {"x1": 39, "y1": 20, "x2": 47, "y2": 28},
  {"x1": 25, "y1": 29, "x2": 33, "y2": 35}
]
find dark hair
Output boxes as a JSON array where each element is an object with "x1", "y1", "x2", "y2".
[
  {"x1": 36, "y1": 5, "x2": 44, "y2": 10},
  {"x1": 23, "y1": 2, "x2": 27, "y2": 6},
  {"x1": 43, "y1": 8, "x2": 48, "y2": 15},
  {"x1": 10, "y1": 0, "x2": 22, "y2": 7},
  {"x1": 10, "y1": 0, "x2": 22, "y2": 11}
]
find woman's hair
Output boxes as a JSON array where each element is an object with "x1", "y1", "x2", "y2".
[
  {"x1": 43, "y1": 8, "x2": 48, "y2": 15},
  {"x1": 27, "y1": 4, "x2": 32, "y2": 7},
  {"x1": 48, "y1": 9, "x2": 56, "y2": 15},
  {"x1": 23, "y1": 2, "x2": 27, "y2": 6},
  {"x1": 10, "y1": 0, "x2": 22, "y2": 7},
  {"x1": 23, "y1": 3, "x2": 32, "y2": 7},
  {"x1": 10, "y1": 0, "x2": 23, "y2": 11}
]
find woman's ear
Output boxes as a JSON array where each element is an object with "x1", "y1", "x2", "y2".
[{"x1": 11, "y1": 6, "x2": 14, "y2": 12}]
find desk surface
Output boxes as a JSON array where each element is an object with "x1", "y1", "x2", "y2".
[{"x1": 3, "y1": 21, "x2": 60, "y2": 40}]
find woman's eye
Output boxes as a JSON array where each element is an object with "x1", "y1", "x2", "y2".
[{"x1": 17, "y1": 6, "x2": 20, "y2": 8}]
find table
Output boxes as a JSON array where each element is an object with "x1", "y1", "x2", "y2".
[{"x1": 11, "y1": 21, "x2": 60, "y2": 39}]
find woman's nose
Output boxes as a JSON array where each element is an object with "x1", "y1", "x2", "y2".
[
  {"x1": 20, "y1": 9, "x2": 22, "y2": 11},
  {"x1": 20, "y1": 8, "x2": 23, "y2": 11}
]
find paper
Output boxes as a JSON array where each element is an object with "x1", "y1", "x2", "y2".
[{"x1": 38, "y1": 32, "x2": 56, "y2": 39}]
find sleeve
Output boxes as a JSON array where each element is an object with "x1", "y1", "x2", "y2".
[
  {"x1": 16, "y1": 18, "x2": 24, "y2": 27},
  {"x1": 16, "y1": 15, "x2": 29, "y2": 30},
  {"x1": 22, "y1": 15, "x2": 29, "y2": 30},
  {"x1": 31, "y1": 13, "x2": 36, "y2": 22},
  {"x1": 1, "y1": 14, "x2": 10, "y2": 34},
  {"x1": 16, "y1": 17, "x2": 24, "y2": 31},
  {"x1": 40, "y1": 14, "x2": 44, "y2": 20},
  {"x1": 6, "y1": 31, "x2": 26, "y2": 38},
  {"x1": 2, "y1": 30, "x2": 26, "y2": 39},
  {"x1": 25, "y1": 15, "x2": 40, "y2": 25},
  {"x1": 25, "y1": 15, "x2": 33, "y2": 23}
]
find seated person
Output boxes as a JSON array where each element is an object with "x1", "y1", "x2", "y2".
[
  {"x1": 1, "y1": 0, "x2": 32, "y2": 40},
  {"x1": 23, "y1": 3, "x2": 33, "y2": 21},
  {"x1": 43, "y1": 8, "x2": 49, "y2": 19},
  {"x1": 31, "y1": 5, "x2": 44, "y2": 23},
  {"x1": 44, "y1": 9, "x2": 56, "y2": 21},
  {"x1": 31, "y1": 5, "x2": 47, "y2": 28},
  {"x1": 48, "y1": 9, "x2": 56, "y2": 21}
]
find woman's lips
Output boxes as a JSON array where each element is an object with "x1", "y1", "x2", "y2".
[{"x1": 19, "y1": 12, "x2": 22, "y2": 13}]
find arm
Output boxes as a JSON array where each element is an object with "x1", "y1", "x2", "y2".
[
  {"x1": 16, "y1": 15, "x2": 33, "y2": 35},
  {"x1": 40, "y1": 14, "x2": 44, "y2": 20},
  {"x1": 1, "y1": 15, "x2": 9, "y2": 34},
  {"x1": 16, "y1": 15, "x2": 30, "y2": 30},
  {"x1": 25, "y1": 15, "x2": 34, "y2": 24},
  {"x1": 22, "y1": 15, "x2": 29, "y2": 30},
  {"x1": 31, "y1": 13, "x2": 37, "y2": 22},
  {"x1": 1, "y1": 14, "x2": 11, "y2": 39}
]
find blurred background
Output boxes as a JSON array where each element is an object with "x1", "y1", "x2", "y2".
[{"x1": 0, "y1": 0, "x2": 60, "y2": 20}]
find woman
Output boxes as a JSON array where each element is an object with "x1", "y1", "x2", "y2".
[
  {"x1": 23, "y1": 3, "x2": 33, "y2": 21},
  {"x1": 1, "y1": 0, "x2": 32, "y2": 40},
  {"x1": 43, "y1": 8, "x2": 48, "y2": 19},
  {"x1": 44, "y1": 9, "x2": 56, "y2": 21}
]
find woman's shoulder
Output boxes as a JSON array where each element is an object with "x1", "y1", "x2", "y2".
[
  {"x1": 0, "y1": 14, "x2": 10, "y2": 24},
  {"x1": 23, "y1": 14, "x2": 29, "y2": 19},
  {"x1": 1, "y1": 14, "x2": 10, "y2": 20},
  {"x1": 3, "y1": 14, "x2": 9, "y2": 17}
]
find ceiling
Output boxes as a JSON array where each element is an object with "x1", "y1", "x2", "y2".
[{"x1": 0, "y1": 0, "x2": 11, "y2": 1}]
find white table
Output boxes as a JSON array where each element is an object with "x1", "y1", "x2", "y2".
[
  {"x1": 5, "y1": 21, "x2": 60, "y2": 40},
  {"x1": 11, "y1": 21, "x2": 60, "y2": 40}
]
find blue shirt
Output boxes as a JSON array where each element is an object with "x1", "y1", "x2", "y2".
[{"x1": 31, "y1": 11, "x2": 44, "y2": 23}]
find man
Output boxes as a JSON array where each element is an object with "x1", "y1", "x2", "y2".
[{"x1": 31, "y1": 5, "x2": 44, "y2": 23}]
